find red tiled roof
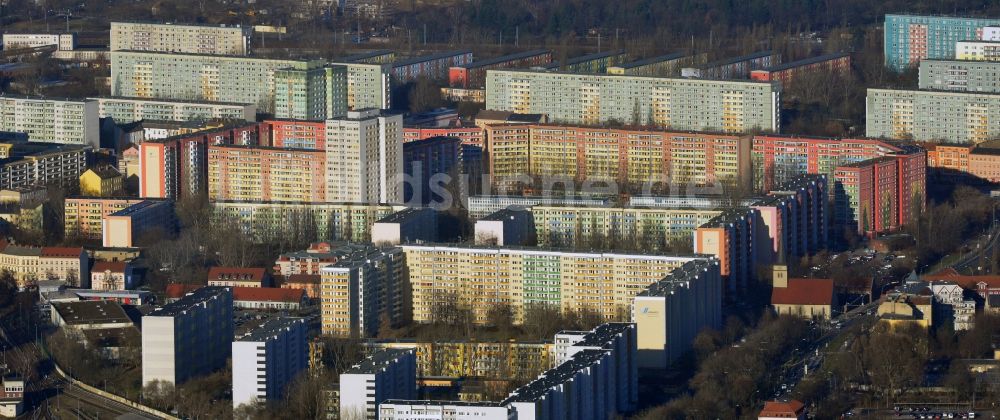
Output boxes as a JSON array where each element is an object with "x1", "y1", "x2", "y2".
[
  {"x1": 771, "y1": 279, "x2": 834, "y2": 306},
  {"x1": 233, "y1": 286, "x2": 304, "y2": 303},
  {"x1": 759, "y1": 399, "x2": 805, "y2": 417},
  {"x1": 924, "y1": 268, "x2": 1000, "y2": 289},
  {"x1": 283, "y1": 274, "x2": 321, "y2": 285},
  {"x1": 92, "y1": 261, "x2": 127, "y2": 273},
  {"x1": 40, "y1": 247, "x2": 83, "y2": 258},
  {"x1": 207, "y1": 267, "x2": 266, "y2": 282},
  {"x1": 164, "y1": 283, "x2": 202, "y2": 298}
]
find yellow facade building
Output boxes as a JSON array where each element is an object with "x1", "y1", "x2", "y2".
[
  {"x1": 365, "y1": 340, "x2": 554, "y2": 380},
  {"x1": 79, "y1": 167, "x2": 124, "y2": 197},
  {"x1": 399, "y1": 244, "x2": 702, "y2": 325},
  {"x1": 64, "y1": 197, "x2": 142, "y2": 240}
]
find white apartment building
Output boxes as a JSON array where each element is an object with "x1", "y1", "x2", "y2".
[
  {"x1": 142, "y1": 286, "x2": 233, "y2": 387},
  {"x1": 379, "y1": 401, "x2": 513, "y2": 420},
  {"x1": 324, "y1": 109, "x2": 403, "y2": 204},
  {"x1": 340, "y1": 349, "x2": 416, "y2": 420},
  {"x1": 110, "y1": 22, "x2": 251, "y2": 55},
  {"x1": 232, "y1": 317, "x2": 307, "y2": 409},
  {"x1": 1, "y1": 33, "x2": 75, "y2": 50},
  {"x1": 0, "y1": 96, "x2": 99, "y2": 147}
]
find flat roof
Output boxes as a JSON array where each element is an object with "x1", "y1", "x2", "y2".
[
  {"x1": 381, "y1": 399, "x2": 507, "y2": 407},
  {"x1": 109, "y1": 199, "x2": 170, "y2": 217},
  {"x1": 376, "y1": 207, "x2": 434, "y2": 224},
  {"x1": 393, "y1": 50, "x2": 472, "y2": 68},
  {"x1": 638, "y1": 259, "x2": 718, "y2": 297},
  {"x1": 543, "y1": 50, "x2": 625, "y2": 69},
  {"x1": 149, "y1": 286, "x2": 230, "y2": 317},
  {"x1": 503, "y1": 349, "x2": 608, "y2": 403},
  {"x1": 93, "y1": 96, "x2": 252, "y2": 107},
  {"x1": 344, "y1": 348, "x2": 413, "y2": 374},
  {"x1": 696, "y1": 50, "x2": 775, "y2": 69},
  {"x1": 335, "y1": 49, "x2": 394, "y2": 63},
  {"x1": 52, "y1": 300, "x2": 133, "y2": 325},
  {"x1": 564, "y1": 323, "x2": 633, "y2": 348},
  {"x1": 457, "y1": 49, "x2": 550, "y2": 70},
  {"x1": 612, "y1": 52, "x2": 688, "y2": 69},
  {"x1": 490, "y1": 68, "x2": 777, "y2": 85},
  {"x1": 758, "y1": 52, "x2": 849, "y2": 73},
  {"x1": 478, "y1": 208, "x2": 530, "y2": 221},
  {"x1": 236, "y1": 316, "x2": 305, "y2": 342}
]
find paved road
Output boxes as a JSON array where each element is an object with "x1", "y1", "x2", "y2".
[{"x1": 774, "y1": 301, "x2": 878, "y2": 400}]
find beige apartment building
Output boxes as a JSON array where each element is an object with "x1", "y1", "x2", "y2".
[{"x1": 110, "y1": 22, "x2": 251, "y2": 55}]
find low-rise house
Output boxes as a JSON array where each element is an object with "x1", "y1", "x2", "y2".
[
  {"x1": 758, "y1": 399, "x2": 806, "y2": 420},
  {"x1": 0, "y1": 245, "x2": 89, "y2": 289},
  {"x1": 207, "y1": 267, "x2": 270, "y2": 288},
  {"x1": 89, "y1": 260, "x2": 137, "y2": 290},
  {"x1": 0, "y1": 375, "x2": 24, "y2": 418},
  {"x1": 278, "y1": 274, "x2": 321, "y2": 300},
  {"x1": 50, "y1": 300, "x2": 135, "y2": 330},
  {"x1": 79, "y1": 166, "x2": 124, "y2": 197},
  {"x1": 924, "y1": 268, "x2": 1000, "y2": 312},
  {"x1": 877, "y1": 289, "x2": 935, "y2": 330}
]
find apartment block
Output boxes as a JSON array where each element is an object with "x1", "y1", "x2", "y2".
[
  {"x1": 0, "y1": 96, "x2": 99, "y2": 146},
  {"x1": 402, "y1": 136, "x2": 463, "y2": 205},
  {"x1": 379, "y1": 401, "x2": 512, "y2": 420},
  {"x1": 694, "y1": 208, "x2": 761, "y2": 290},
  {"x1": 211, "y1": 201, "x2": 401, "y2": 244},
  {"x1": 632, "y1": 259, "x2": 723, "y2": 368},
  {"x1": 918, "y1": 59, "x2": 1000, "y2": 94},
  {"x1": 751, "y1": 134, "x2": 903, "y2": 192},
  {"x1": 927, "y1": 140, "x2": 1000, "y2": 182},
  {"x1": 340, "y1": 349, "x2": 417, "y2": 420},
  {"x1": 502, "y1": 349, "x2": 626, "y2": 420},
  {"x1": 336, "y1": 50, "x2": 395, "y2": 65},
  {"x1": 138, "y1": 123, "x2": 264, "y2": 199},
  {"x1": 485, "y1": 124, "x2": 752, "y2": 191},
  {"x1": 320, "y1": 245, "x2": 406, "y2": 337},
  {"x1": 326, "y1": 61, "x2": 392, "y2": 110},
  {"x1": 834, "y1": 155, "x2": 906, "y2": 235},
  {"x1": 365, "y1": 340, "x2": 553, "y2": 379},
  {"x1": 110, "y1": 22, "x2": 251, "y2": 55},
  {"x1": 752, "y1": 174, "x2": 830, "y2": 262},
  {"x1": 232, "y1": 317, "x2": 307, "y2": 409},
  {"x1": 529, "y1": 205, "x2": 722, "y2": 249},
  {"x1": 543, "y1": 50, "x2": 628, "y2": 74},
  {"x1": 956, "y1": 40, "x2": 1000, "y2": 61},
  {"x1": 102, "y1": 199, "x2": 177, "y2": 247},
  {"x1": 400, "y1": 244, "x2": 704, "y2": 325},
  {"x1": 273, "y1": 65, "x2": 350, "y2": 120},
  {"x1": 607, "y1": 52, "x2": 691, "y2": 77},
  {"x1": 553, "y1": 323, "x2": 638, "y2": 413},
  {"x1": 371, "y1": 207, "x2": 438, "y2": 246},
  {"x1": 750, "y1": 52, "x2": 851, "y2": 89},
  {"x1": 142, "y1": 286, "x2": 233, "y2": 386},
  {"x1": 883, "y1": 14, "x2": 1000, "y2": 70},
  {"x1": 2, "y1": 33, "x2": 75, "y2": 50},
  {"x1": 474, "y1": 208, "x2": 534, "y2": 246},
  {"x1": 324, "y1": 109, "x2": 403, "y2": 203},
  {"x1": 449, "y1": 50, "x2": 552, "y2": 89},
  {"x1": 90, "y1": 261, "x2": 137, "y2": 291},
  {"x1": 466, "y1": 194, "x2": 614, "y2": 218},
  {"x1": 681, "y1": 50, "x2": 779, "y2": 79},
  {"x1": 93, "y1": 96, "x2": 256, "y2": 124},
  {"x1": 0, "y1": 143, "x2": 90, "y2": 190},
  {"x1": 403, "y1": 126, "x2": 485, "y2": 148},
  {"x1": 392, "y1": 50, "x2": 473, "y2": 82},
  {"x1": 64, "y1": 197, "x2": 144, "y2": 240},
  {"x1": 207, "y1": 144, "x2": 326, "y2": 202},
  {"x1": 262, "y1": 119, "x2": 327, "y2": 149},
  {"x1": 111, "y1": 51, "x2": 322, "y2": 113},
  {"x1": 486, "y1": 70, "x2": 781, "y2": 132}
]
